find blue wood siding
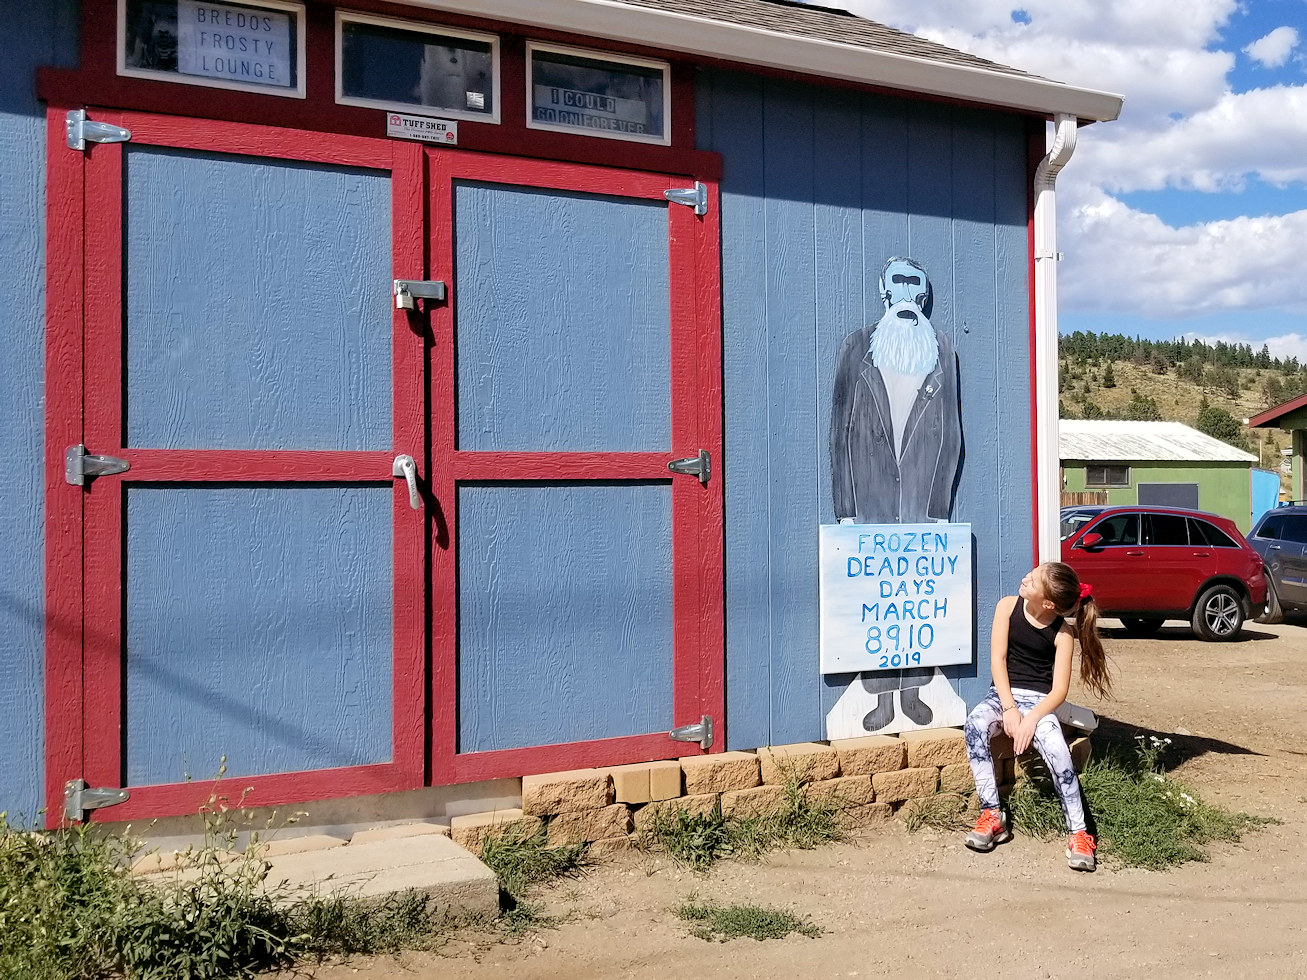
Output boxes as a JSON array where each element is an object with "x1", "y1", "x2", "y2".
[
  {"x1": 0, "y1": 0, "x2": 77, "y2": 820},
  {"x1": 458, "y1": 482, "x2": 674, "y2": 751},
  {"x1": 453, "y1": 183, "x2": 671, "y2": 452},
  {"x1": 125, "y1": 486, "x2": 394, "y2": 783},
  {"x1": 697, "y1": 70, "x2": 1034, "y2": 749},
  {"x1": 125, "y1": 147, "x2": 392, "y2": 451}
]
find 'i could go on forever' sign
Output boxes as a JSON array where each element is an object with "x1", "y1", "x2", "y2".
[{"x1": 819, "y1": 523, "x2": 972, "y2": 673}]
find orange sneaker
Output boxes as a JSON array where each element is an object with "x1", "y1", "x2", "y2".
[
  {"x1": 965, "y1": 808, "x2": 1012, "y2": 852},
  {"x1": 1066, "y1": 830, "x2": 1096, "y2": 871}
]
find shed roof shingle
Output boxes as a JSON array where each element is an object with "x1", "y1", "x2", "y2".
[{"x1": 613, "y1": 0, "x2": 1036, "y2": 79}]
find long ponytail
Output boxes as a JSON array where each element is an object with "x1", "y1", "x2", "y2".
[{"x1": 1040, "y1": 561, "x2": 1113, "y2": 700}]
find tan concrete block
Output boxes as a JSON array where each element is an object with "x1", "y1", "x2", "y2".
[
  {"x1": 900, "y1": 728, "x2": 968, "y2": 767},
  {"x1": 835, "y1": 802, "x2": 894, "y2": 830},
  {"x1": 939, "y1": 763, "x2": 975, "y2": 795},
  {"x1": 990, "y1": 734, "x2": 1016, "y2": 760},
  {"x1": 720, "y1": 784, "x2": 790, "y2": 819},
  {"x1": 349, "y1": 822, "x2": 450, "y2": 846},
  {"x1": 757, "y1": 742, "x2": 840, "y2": 785},
  {"x1": 607, "y1": 764, "x2": 652, "y2": 805},
  {"x1": 521, "y1": 769, "x2": 613, "y2": 815},
  {"x1": 679, "y1": 751, "x2": 760, "y2": 795},
  {"x1": 1070, "y1": 736, "x2": 1092, "y2": 772},
  {"x1": 131, "y1": 847, "x2": 242, "y2": 876},
  {"x1": 258, "y1": 834, "x2": 349, "y2": 857},
  {"x1": 587, "y1": 835, "x2": 636, "y2": 857},
  {"x1": 632, "y1": 793, "x2": 719, "y2": 832},
  {"x1": 649, "y1": 760, "x2": 682, "y2": 801},
  {"x1": 449, "y1": 809, "x2": 543, "y2": 854},
  {"x1": 547, "y1": 804, "x2": 633, "y2": 846},
  {"x1": 803, "y1": 775, "x2": 874, "y2": 810},
  {"x1": 872, "y1": 766, "x2": 939, "y2": 804},
  {"x1": 831, "y1": 734, "x2": 906, "y2": 776}
]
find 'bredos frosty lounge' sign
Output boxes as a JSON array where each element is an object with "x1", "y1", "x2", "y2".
[{"x1": 819, "y1": 523, "x2": 972, "y2": 673}]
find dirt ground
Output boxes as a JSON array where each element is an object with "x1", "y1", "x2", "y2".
[{"x1": 309, "y1": 619, "x2": 1307, "y2": 979}]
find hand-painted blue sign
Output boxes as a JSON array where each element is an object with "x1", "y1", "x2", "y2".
[{"x1": 819, "y1": 523, "x2": 972, "y2": 672}]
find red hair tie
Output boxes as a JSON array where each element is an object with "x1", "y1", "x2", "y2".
[{"x1": 1079, "y1": 583, "x2": 1094, "y2": 602}]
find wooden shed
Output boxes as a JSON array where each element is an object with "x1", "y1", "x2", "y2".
[{"x1": 0, "y1": 0, "x2": 1120, "y2": 824}]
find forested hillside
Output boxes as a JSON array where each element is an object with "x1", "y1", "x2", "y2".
[{"x1": 1058, "y1": 331, "x2": 1307, "y2": 470}]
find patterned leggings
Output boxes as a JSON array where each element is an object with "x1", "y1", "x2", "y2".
[{"x1": 964, "y1": 687, "x2": 1086, "y2": 833}]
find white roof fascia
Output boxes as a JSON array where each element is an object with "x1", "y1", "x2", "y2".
[{"x1": 390, "y1": 0, "x2": 1124, "y2": 121}]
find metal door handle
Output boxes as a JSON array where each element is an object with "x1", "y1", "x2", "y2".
[
  {"x1": 392, "y1": 454, "x2": 420, "y2": 510},
  {"x1": 1192, "y1": 551, "x2": 1210, "y2": 557},
  {"x1": 1269, "y1": 544, "x2": 1282, "y2": 550},
  {"x1": 1125, "y1": 550, "x2": 1144, "y2": 556}
]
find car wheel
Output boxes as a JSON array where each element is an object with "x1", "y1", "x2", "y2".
[
  {"x1": 1255, "y1": 578, "x2": 1284, "y2": 625},
  {"x1": 1191, "y1": 584, "x2": 1245, "y2": 641},
  {"x1": 1120, "y1": 617, "x2": 1164, "y2": 635}
]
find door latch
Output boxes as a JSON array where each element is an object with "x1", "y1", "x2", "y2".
[
  {"x1": 393, "y1": 454, "x2": 421, "y2": 510},
  {"x1": 394, "y1": 279, "x2": 447, "y2": 311},
  {"x1": 669, "y1": 715, "x2": 714, "y2": 750},
  {"x1": 65, "y1": 445, "x2": 130, "y2": 486},
  {"x1": 64, "y1": 779, "x2": 129, "y2": 822},
  {"x1": 667, "y1": 450, "x2": 710, "y2": 485}
]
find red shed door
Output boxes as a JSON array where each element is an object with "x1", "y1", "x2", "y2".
[
  {"x1": 47, "y1": 111, "x2": 428, "y2": 822},
  {"x1": 426, "y1": 151, "x2": 724, "y2": 782}
]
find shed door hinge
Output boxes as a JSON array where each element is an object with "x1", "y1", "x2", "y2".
[
  {"x1": 663, "y1": 181, "x2": 707, "y2": 215},
  {"x1": 64, "y1": 779, "x2": 130, "y2": 822},
  {"x1": 669, "y1": 714, "x2": 714, "y2": 750},
  {"x1": 667, "y1": 450, "x2": 710, "y2": 485},
  {"x1": 65, "y1": 445, "x2": 130, "y2": 486},
  {"x1": 66, "y1": 109, "x2": 132, "y2": 152}
]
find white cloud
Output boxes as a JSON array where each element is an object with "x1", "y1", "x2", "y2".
[
  {"x1": 1078, "y1": 85, "x2": 1307, "y2": 193},
  {"x1": 1243, "y1": 26, "x2": 1299, "y2": 68},
  {"x1": 1059, "y1": 186, "x2": 1307, "y2": 318}
]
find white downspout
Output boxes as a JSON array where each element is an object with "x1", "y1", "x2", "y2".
[{"x1": 1033, "y1": 113, "x2": 1077, "y2": 563}]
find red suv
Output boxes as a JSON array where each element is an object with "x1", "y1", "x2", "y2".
[{"x1": 1060, "y1": 505, "x2": 1268, "y2": 641}]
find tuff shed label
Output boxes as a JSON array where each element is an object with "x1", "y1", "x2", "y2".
[{"x1": 386, "y1": 112, "x2": 458, "y2": 145}]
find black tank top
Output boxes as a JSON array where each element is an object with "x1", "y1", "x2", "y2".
[{"x1": 1005, "y1": 599, "x2": 1063, "y2": 694}]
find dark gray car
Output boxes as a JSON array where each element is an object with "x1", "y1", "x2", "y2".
[{"x1": 1248, "y1": 504, "x2": 1307, "y2": 621}]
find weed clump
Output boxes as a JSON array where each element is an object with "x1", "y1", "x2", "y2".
[
  {"x1": 675, "y1": 897, "x2": 821, "y2": 941},
  {"x1": 1007, "y1": 734, "x2": 1273, "y2": 869},
  {"x1": 479, "y1": 824, "x2": 587, "y2": 931},
  {"x1": 642, "y1": 780, "x2": 843, "y2": 872},
  {"x1": 0, "y1": 793, "x2": 457, "y2": 979}
]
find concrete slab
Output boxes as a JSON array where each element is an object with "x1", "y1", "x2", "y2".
[{"x1": 265, "y1": 833, "x2": 500, "y2": 919}]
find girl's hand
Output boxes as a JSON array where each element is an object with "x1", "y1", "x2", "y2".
[
  {"x1": 1002, "y1": 707, "x2": 1021, "y2": 739},
  {"x1": 1013, "y1": 714, "x2": 1040, "y2": 755}
]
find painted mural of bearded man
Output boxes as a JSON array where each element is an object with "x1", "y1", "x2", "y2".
[
  {"x1": 829, "y1": 256, "x2": 962, "y2": 525},
  {"x1": 828, "y1": 257, "x2": 963, "y2": 732}
]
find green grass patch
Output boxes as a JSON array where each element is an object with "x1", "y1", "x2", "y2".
[
  {"x1": 642, "y1": 781, "x2": 843, "y2": 873},
  {"x1": 675, "y1": 898, "x2": 821, "y2": 942},
  {"x1": 900, "y1": 792, "x2": 970, "y2": 832},
  {"x1": 479, "y1": 825, "x2": 587, "y2": 903},
  {"x1": 1007, "y1": 735, "x2": 1274, "y2": 869},
  {"x1": 0, "y1": 805, "x2": 459, "y2": 979}
]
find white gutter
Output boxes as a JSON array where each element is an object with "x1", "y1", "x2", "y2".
[
  {"x1": 1033, "y1": 114, "x2": 1077, "y2": 564},
  {"x1": 391, "y1": 0, "x2": 1124, "y2": 121}
]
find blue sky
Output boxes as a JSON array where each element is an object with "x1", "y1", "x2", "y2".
[{"x1": 843, "y1": 0, "x2": 1307, "y2": 360}]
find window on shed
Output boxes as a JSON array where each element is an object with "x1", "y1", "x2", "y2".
[
  {"x1": 120, "y1": 0, "x2": 305, "y2": 98},
  {"x1": 1145, "y1": 513, "x2": 1189, "y2": 546},
  {"x1": 526, "y1": 42, "x2": 670, "y2": 145},
  {"x1": 1085, "y1": 464, "x2": 1130, "y2": 487},
  {"x1": 1190, "y1": 518, "x2": 1237, "y2": 548},
  {"x1": 336, "y1": 13, "x2": 498, "y2": 121}
]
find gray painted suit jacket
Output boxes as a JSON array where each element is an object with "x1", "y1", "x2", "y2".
[{"x1": 829, "y1": 323, "x2": 962, "y2": 524}]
